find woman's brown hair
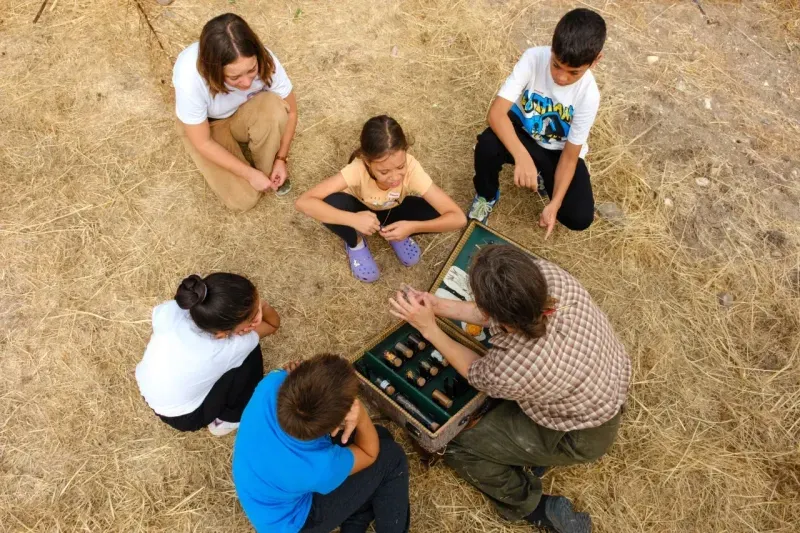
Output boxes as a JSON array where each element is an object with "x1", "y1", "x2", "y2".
[
  {"x1": 197, "y1": 13, "x2": 275, "y2": 97},
  {"x1": 348, "y1": 115, "x2": 410, "y2": 165},
  {"x1": 469, "y1": 245, "x2": 556, "y2": 339}
]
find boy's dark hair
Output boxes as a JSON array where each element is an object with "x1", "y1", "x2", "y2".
[
  {"x1": 349, "y1": 115, "x2": 410, "y2": 165},
  {"x1": 277, "y1": 354, "x2": 360, "y2": 441},
  {"x1": 470, "y1": 245, "x2": 553, "y2": 339},
  {"x1": 175, "y1": 273, "x2": 257, "y2": 333},
  {"x1": 198, "y1": 13, "x2": 275, "y2": 96},
  {"x1": 552, "y1": 8, "x2": 606, "y2": 68}
]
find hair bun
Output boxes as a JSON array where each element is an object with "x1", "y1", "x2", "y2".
[{"x1": 175, "y1": 274, "x2": 208, "y2": 309}]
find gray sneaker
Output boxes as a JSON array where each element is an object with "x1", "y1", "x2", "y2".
[
  {"x1": 275, "y1": 178, "x2": 292, "y2": 197},
  {"x1": 467, "y1": 191, "x2": 500, "y2": 224}
]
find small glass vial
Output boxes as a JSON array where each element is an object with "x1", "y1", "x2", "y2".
[
  {"x1": 407, "y1": 333, "x2": 427, "y2": 351},
  {"x1": 405, "y1": 369, "x2": 426, "y2": 388},
  {"x1": 419, "y1": 360, "x2": 439, "y2": 377},
  {"x1": 372, "y1": 376, "x2": 396, "y2": 396},
  {"x1": 394, "y1": 342, "x2": 414, "y2": 359},
  {"x1": 430, "y1": 350, "x2": 450, "y2": 367},
  {"x1": 382, "y1": 350, "x2": 403, "y2": 368},
  {"x1": 432, "y1": 389, "x2": 453, "y2": 409}
]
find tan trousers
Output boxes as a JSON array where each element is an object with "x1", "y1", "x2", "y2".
[{"x1": 178, "y1": 91, "x2": 289, "y2": 211}]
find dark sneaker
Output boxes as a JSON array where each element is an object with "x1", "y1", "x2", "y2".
[{"x1": 525, "y1": 495, "x2": 592, "y2": 533}]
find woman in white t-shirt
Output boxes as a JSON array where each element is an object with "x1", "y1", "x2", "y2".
[
  {"x1": 135, "y1": 273, "x2": 280, "y2": 436},
  {"x1": 173, "y1": 13, "x2": 298, "y2": 211}
]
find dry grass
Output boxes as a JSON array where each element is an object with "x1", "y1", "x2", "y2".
[{"x1": 1, "y1": 0, "x2": 799, "y2": 531}]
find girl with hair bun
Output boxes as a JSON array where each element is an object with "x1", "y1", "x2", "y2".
[{"x1": 135, "y1": 273, "x2": 280, "y2": 436}]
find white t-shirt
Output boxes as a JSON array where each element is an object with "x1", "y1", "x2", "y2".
[
  {"x1": 497, "y1": 46, "x2": 600, "y2": 158},
  {"x1": 135, "y1": 300, "x2": 260, "y2": 417},
  {"x1": 172, "y1": 42, "x2": 293, "y2": 125}
]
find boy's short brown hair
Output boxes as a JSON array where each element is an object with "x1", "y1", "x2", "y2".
[
  {"x1": 277, "y1": 354, "x2": 359, "y2": 441},
  {"x1": 470, "y1": 245, "x2": 552, "y2": 339}
]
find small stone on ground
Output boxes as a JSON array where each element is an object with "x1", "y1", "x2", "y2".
[
  {"x1": 717, "y1": 292, "x2": 734, "y2": 308},
  {"x1": 596, "y1": 202, "x2": 625, "y2": 222}
]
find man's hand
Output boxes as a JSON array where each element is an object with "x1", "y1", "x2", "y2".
[
  {"x1": 389, "y1": 290, "x2": 438, "y2": 338},
  {"x1": 247, "y1": 168, "x2": 276, "y2": 192},
  {"x1": 402, "y1": 285, "x2": 441, "y2": 314},
  {"x1": 380, "y1": 221, "x2": 414, "y2": 242},
  {"x1": 538, "y1": 202, "x2": 559, "y2": 240},
  {"x1": 331, "y1": 398, "x2": 361, "y2": 444},
  {"x1": 351, "y1": 211, "x2": 381, "y2": 236},
  {"x1": 270, "y1": 159, "x2": 288, "y2": 188},
  {"x1": 513, "y1": 152, "x2": 539, "y2": 190}
]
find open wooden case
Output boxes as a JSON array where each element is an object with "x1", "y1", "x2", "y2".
[
  {"x1": 353, "y1": 319, "x2": 489, "y2": 452},
  {"x1": 352, "y1": 221, "x2": 535, "y2": 452}
]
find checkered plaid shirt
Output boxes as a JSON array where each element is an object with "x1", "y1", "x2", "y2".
[{"x1": 468, "y1": 259, "x2": 631, "y2": 432}]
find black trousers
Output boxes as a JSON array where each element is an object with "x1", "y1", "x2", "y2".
[
  {"x1": 301, "y1": 426, "x2": 410, "y2": 533},
  {"x1": 158, "y1": 345, "x2": 264, "y2": 432},
  {"x1": 323, "y1": 192, "x2": 440, "y2": 248},
  {"x1": 473, "y1": 114, "x2": 595, "y2": 231}
]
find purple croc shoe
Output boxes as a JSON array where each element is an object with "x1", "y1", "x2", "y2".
[
  {"x1": 346, "y1": 240, "x2": 380, "y2": 283},
  {"x1": 389, "y1": 237, "x2": 421, "y2": 267}
]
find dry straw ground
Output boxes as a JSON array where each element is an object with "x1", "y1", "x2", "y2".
[{"x1": 1, "y1": 0, "x2": 799, "y2": 531}]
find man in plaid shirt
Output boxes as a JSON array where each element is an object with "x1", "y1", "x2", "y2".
[{"x1": 391, "y1": 245, "x2": 630, "y2": 533}]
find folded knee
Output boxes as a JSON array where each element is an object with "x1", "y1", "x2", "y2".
[
  {"x1": 558, "y1": 209, "x2": 595, "y2": 231},
  {"x1": 226, "y1": 191, "x2": 261, "y2": 212},
  {"x1": 378, "y1": 437, "x2": 409, "y2": 472},
  {"x1": 248, "y1": 92, "x2": 289, "y2": 125},
  {"x1": 475, "y1": 129, "x2": 504, "y2": 158}
]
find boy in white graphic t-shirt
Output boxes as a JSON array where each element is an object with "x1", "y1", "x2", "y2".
[{"x1": 468, "y1": 9, "x2": 606, "y2": 239}]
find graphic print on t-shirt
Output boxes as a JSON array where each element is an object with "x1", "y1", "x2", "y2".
[{"x1": 511, "y1": 90, "x2": 574, "y2": 145}]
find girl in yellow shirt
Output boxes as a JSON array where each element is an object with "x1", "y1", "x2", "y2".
[{"x1": 296, "y1": 116, "x2": 466, "y2": 282}]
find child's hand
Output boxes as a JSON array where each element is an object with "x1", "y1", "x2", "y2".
[
  {"x1": 261, "y1": 300, "x2": 280, "y2": 328},
  {"x1": 283, "y1": 360, "x2": 302, "y2": 373},
  {"x1": 351, "y1": 212, "x2": 381, "y2": 236},
  {"x1": 331, "y1": 399, "x2": 361, "y2": 444},
  {"x1": 380, "y1": 221, "x2": 413, "y2": 241},
  {"x1": 538, "y1": 203, "x2": 558, "y2": 240},
  {"x1": 513, "y1": 153, "x2": 539, "y2": 190}
]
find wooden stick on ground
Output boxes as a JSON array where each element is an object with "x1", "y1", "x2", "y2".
[
  {"x1": 133, "y1": 0, "x2": 168, "y2": 55},
  {"x1": 32, "y1": 0, "x2": 49, "y2": 23}
]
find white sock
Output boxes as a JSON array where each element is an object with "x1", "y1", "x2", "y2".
[{"x1": 349, "y1": 238, "x2": 365, "y2": 250}]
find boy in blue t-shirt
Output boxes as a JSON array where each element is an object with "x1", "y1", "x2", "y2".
[
  {"x1": 468, "y1": 9, "x2": 606, "y2": 238},
  {"x1": 232, "y1": 353, "x2": 409, "y2": 533}
]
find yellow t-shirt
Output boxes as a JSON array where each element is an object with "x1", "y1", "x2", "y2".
[{"x1": 340, "y1": 154, "x2": 433, "y2": 210}]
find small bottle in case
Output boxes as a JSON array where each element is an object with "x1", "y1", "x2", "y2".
[
  {"x1": 432, "y1": 389, "x2": 453, "y2": 409},
  {"x1": 394, "y1": 342, "x2": 414, "y2": 359},
  {"x1": 405, "y1": 369, "x2": 426, "y2": 388},
  {"x1": 382, "y1": 350, "x2": 403, "y2": 368},
  {"x1": 418, "y1": 360, "x2": 439, "y2": 377},
  {"x1": 372, "y1": 376, "x2": 396, "y2": 396},
  {"x1": 407, "y1": 333, "x2": 427, "y2": 351},
  {"x1": 395, "y1": 394, "x2": 440, "y2": 432},
  {"x1": 430, "y1": 349, "x2": 450, "y2": 367}
]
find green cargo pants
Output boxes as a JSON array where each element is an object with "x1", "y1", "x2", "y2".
[{"x1": 443, "y1": 400, "x2": 622, "y2": 520}]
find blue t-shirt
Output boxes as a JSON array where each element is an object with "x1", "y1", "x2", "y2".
[{"x1": 232, "y1": 370, "x2": 355, "y2": 533}]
